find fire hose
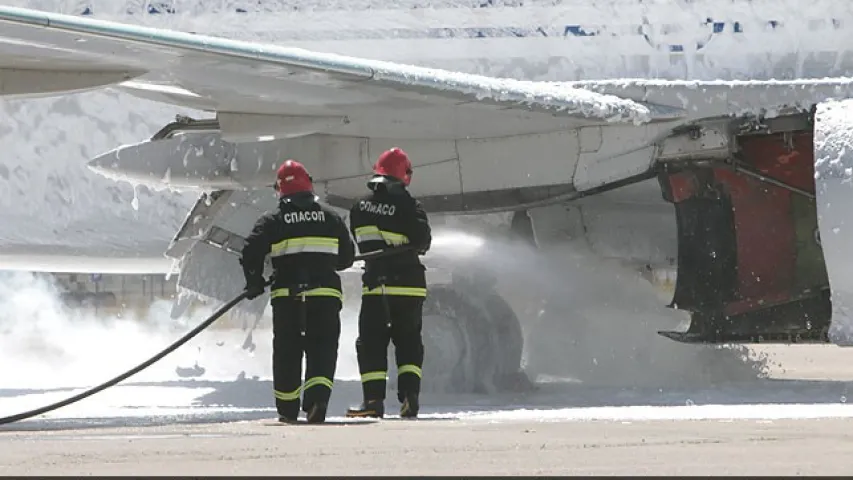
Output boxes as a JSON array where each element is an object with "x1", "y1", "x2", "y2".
[{"x1": 0, "y1": 246, "x2": 415, "y2": 425}]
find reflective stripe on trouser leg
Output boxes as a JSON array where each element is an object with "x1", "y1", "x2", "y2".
[
  {"x1": 302, "y1": 376, "x2": 333, "y2": 409},
  {"x1": 360, "y1": 370, "x2": 388, "y2": 401},
  {"x1": 300, "y1": 297, "x2": 342, "y2": 412},
  {"x1": 304, "y1": 376, "x2": 334, "y2": 391},
  {"x1": 272, "y1": 298, "x2": 306, "y2": 419},
  {"x1": 275, "y1": 387, "x2": 301, "y2": 401},
  {"x1": 361, "y1": 371, "x2": 387, "y2": 383},
  {"x1": 397, "y1": 364, "x2": 423, "y2": 401},
  {"x1": 357, "y1": 296, "x2": 393, "y2": 401},
  {"x1": 274, "y1": 386, "x2": 301, "y2": 417},
  {"x1": 387, "y1": 296, "x2": 426, "y2": 401},
  {"x1": 398, "y1": 364, "x2": 422, "y2": 378},
  {"x1": 274, "y1": 368, "x2": 303, "y2": 418}
]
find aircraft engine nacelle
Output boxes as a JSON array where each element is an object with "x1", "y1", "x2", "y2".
[
  {"x1": 650, "y1": 111, "x2": 849, "y2": 345},
  {"x1": 505, "y1": 109, "x2": 852, "y2": 347}
]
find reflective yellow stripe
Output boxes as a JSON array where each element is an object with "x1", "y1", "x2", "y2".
[
  {"x1": 380, "y1": 231, "x2": 409, "y2": 246},
  {"x1": 271, "y1": 236, "x2": 339, "y2": 256},
  {"x1": 303, "y1": 376, "x2": 334, "y2": 390},
  {"x1": 354, "y1": 226, "x2": 383, "y2": 243},
  {"x1": 361, "y1": 371, "x2": 387, "y2": 383},
  {"x1": 274, "y1": 387, "x2": 301, "y2": 401},
  {"x1": 398, "y1": 364, "x2": 423, "y2": 378},
  {"x1": 362, "y1": 286, "x2": 427, "y2": 297},
  {"x1": 271, "y1": 287, "x2": 343, "y2": 300},
  {"x1": 274, "y1": 377, "x2": 333, "y2": 402},
  {"x1": 354, "y1": 225, "x2": 410, "y2": 246}
]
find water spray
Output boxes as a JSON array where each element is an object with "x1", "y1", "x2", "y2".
[{"x1": 0, "y1": 246, "x2": 414, "y2": 426}]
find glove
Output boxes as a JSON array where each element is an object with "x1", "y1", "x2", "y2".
[{"x1": 244, "y1": 283, "x2": 266, "y2": 300}]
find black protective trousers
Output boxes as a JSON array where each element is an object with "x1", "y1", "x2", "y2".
[
  {"x1": 356, "y1": 295, "x2": 425, "y2": 403},
  {"x1": 271, "y1": 296, "x2": 342, "y2": 419}
]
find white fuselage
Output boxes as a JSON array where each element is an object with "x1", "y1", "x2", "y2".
[{"x1": 1, "y1": 0, "x2": 851, "y2": 273}]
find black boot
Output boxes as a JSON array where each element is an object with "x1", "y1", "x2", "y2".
[
  {"x1": 278, "y1": 415, "x2": 299, "y2": 424},
  {"x1": 400, "y1": 393, "x2": 419, "y2": 419},
  {"x1": 345, "y1": 399, "x2": 384, "y2": 418},
  {"x1": 306, "y1": 402, "x2": 328, "y2": 424}
]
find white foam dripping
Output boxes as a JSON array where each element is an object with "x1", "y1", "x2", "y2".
[{"x1": 130, "y1": 183, "x2": 140, "y2": 211}]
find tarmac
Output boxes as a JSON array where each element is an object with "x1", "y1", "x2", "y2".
[
  {"x1": 3, "y1": 343, "x2": 853, "y2": 476},
  {"x1": 3, "y1": 415, "x2": 853, "y2": 476}
]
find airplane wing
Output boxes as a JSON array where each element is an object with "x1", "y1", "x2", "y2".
[
  {"x1": 4, "y1": 5, "x2": 853, "y2": 202},
  {"x1": 2, "y1": 5, "x2": 853, "y2": 206},
  {"x1": 0, "y1": 6, "x2": 686, "y2": 142}
]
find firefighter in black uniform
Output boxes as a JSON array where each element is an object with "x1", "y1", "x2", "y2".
[
  {"x1": 345, "y1": 147, "x2": 432, "y2": 419},
  {"x1": 240, "y1": 159, "x2": 355, "y2": 424}
]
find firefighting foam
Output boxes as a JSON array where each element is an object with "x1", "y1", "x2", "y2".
[
  {"x1": 0, "y1": 227, "x2": 774, "y2": 402},
  {"x1": 424, "y1": 226, "x2": 774, "y2": 388},
  {"x1": 814, "y1": 99, "x2": 853, "y2": 345},
  {"x1": 0, "y1": 268, "x2": 375, "y2": 392},
  {"x1": 0, "y1": 271, "x2": 263, "y2": 389}
]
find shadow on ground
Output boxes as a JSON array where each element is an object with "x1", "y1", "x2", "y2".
[{"x1": 1, "y1": 374, "x2": 852, "y2": 432}]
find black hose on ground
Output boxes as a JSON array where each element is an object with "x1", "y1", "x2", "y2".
[{"x1": 0, "y1": 246, "x2": 416, "y2": 425}]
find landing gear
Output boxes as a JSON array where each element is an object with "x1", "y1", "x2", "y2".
[{"x1": 388, "y1": 278, "x2": 532, "y2": 395}]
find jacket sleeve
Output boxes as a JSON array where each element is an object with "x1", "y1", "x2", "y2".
[
  {"x1": 409, "y1": 199, "x2": 432, "y2": 255},
  {"x1": 240, "y1": 214, "x2": 273, "y2": 286},
  {"x1": 336, "y1": 214, "x2": 356, "y2": 271}
]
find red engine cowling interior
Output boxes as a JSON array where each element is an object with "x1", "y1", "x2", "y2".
[{"x1": 658, "y1": 130, "x2": 831, "y2": 344}]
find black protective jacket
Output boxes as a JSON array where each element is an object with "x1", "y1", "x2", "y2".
[
  {"x1": 348, "y1": 177, "x2": 432, "y2": 289},
  {"x1": 241, "y1": 191, "x2": 355, "y2": 295}
]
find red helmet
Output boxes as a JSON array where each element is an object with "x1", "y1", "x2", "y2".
[
  {"x1": 275, "y1": 159, "x2": 313, "y2": 196},
  {"x1": 373, "y1": 147, "x2": 413, "y2": 186}
]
